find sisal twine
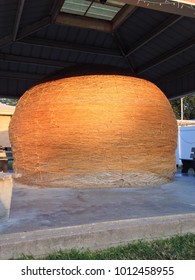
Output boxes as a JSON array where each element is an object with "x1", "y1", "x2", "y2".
[{"x1": 9, "y1": 75, "x2": 177, "y2": 188}]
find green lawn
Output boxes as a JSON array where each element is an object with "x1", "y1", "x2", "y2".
[{"x1": 19, "y1": 234, "x2": 195, "y2": 260}]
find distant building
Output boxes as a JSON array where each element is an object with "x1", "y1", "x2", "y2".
[{"x1": 0, "y1": 103, "x2": 15, "y2": 147}]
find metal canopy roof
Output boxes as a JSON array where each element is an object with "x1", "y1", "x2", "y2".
[{"x1": 0, "y1": 0, "x2": 195, "y2": 99}]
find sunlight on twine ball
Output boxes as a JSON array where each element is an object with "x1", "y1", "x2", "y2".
[{"x1": 9, "y1": 74, "x2": 177, "y2": 188}]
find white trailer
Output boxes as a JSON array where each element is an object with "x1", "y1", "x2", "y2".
[{"x1": 177, "y1": 126, "x2": 195, "y2": 173}]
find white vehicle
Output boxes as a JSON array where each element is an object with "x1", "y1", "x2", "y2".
[{"x1": 177, "y1": 125, "x2": 195, "y2": 173}]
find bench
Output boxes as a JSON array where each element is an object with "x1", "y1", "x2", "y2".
[{"x1": 181, "y1": 147, "x2": 195, "y2": 173}]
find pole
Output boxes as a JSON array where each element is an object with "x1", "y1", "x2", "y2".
[{"x1": 181, "y1": 97, "x2": 184, "y2": 120}]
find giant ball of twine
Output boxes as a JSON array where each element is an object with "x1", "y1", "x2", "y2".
[{"x1": 9, "y1": 74, "x2": 177, "y2": 188}]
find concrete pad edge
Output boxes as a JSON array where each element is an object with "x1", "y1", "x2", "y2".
[{"x1": 0, "y1": 213, "x2": 195, "y2": 259}]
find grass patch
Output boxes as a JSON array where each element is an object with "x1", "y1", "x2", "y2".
[{"x1": 18, "y1": 234, "x2": 195, "y2": 260}]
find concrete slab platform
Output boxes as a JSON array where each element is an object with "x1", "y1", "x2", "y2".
[{"x1": 0, "y1": 172, "x2": 195, "y2": 259}]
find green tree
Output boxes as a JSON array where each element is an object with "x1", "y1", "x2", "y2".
[
  {"x1": 0, "y1": 98, "x2": 18, "y2": 106},
  {"x1": 170, "y1": 98, "x2": 181, "y2": 119},
  {"x1": 170, "y1": 94, "x2": 195, "y2": 120}
]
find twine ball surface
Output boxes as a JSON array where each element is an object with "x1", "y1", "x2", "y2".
[{"x1": 9, "y1": 74, "x2": 177, "y2": 188}]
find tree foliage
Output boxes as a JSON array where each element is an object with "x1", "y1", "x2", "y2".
[
  {"x1": 170, "y1": 94, "x2": 195, "y2": 120},
  {"x1": 0, "y1": 98, "x2": 18, "y2": 106}
]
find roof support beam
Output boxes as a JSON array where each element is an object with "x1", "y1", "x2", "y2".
[
  {"x1": 1, "y1": 1, "x2": 59, "y2": 47},
  {"x1": 112, "y1": 31, "x2": 135, "y2": 72},
  {"x1": 112, "y1": 5, "x2": 137, "y2": 31},
  {"x1": 17, "y1": 16, "x2": 51, "y2": 41},
  {"x1": 50, "y1": 0, "x2": 65, "y2": 23},
  {"x1": 13, "y1": 0, "x2": 26, "y2": 41},
  {"x1": 0, "y1": 53, "x2": 75, "y2": 68},
  {"x1": 137, "y1": 37, "x2": 195, "y2": 74},
  {"x1": 20, "y1": 37, "x2": 122, "y2": 57},
  {"x1": 56, "y1": 12, "x2": 112, "y2": 33},
  {"x1": 127, "y1": 14, "x2": 183, "y2": 56},
  {"x1": 1, "y1": 17, "x2": 51, "y2": 48},
  {"x1": 118, "y1": 0, "x2": 195, "y2": 18}
]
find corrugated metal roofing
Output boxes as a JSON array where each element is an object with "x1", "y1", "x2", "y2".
[
  {"x1": 138, "y1": 45, "x2": 195, "y2": 81},
  {"x1": 117, "y1": 8, "x2": 171, "y2": 49},
  {"x1": 131, "y1": 17, "x2": 195, "y2": 68},
  {"x1": 0, "y1": 1, "x2": 195, "y2": 99},
  {"x1": 158, "y1": 71, "x2": 195, "y2": 98},
  {"x1": 19, "y1": 0, "x2": 54, "y2": 30},
  {"x1": 0, "y1": 0, "x2": 18, "y2": 37},
  {"x1": 31, "y1": 24, "x2": 118, "y2": 50},
  {"x1": 0, "y1": 78, "x2": 36, "y2": 98}
]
